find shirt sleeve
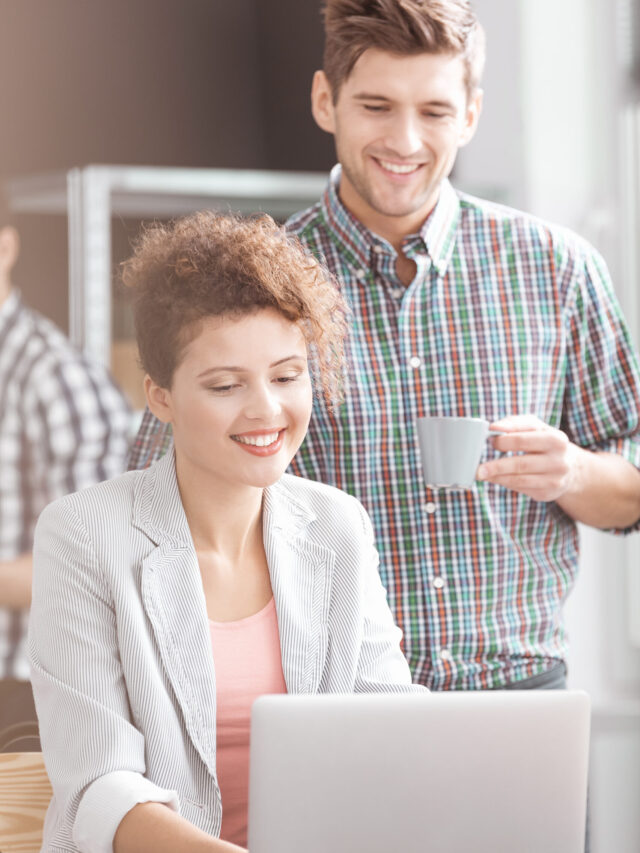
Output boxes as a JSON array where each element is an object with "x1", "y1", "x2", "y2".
[
  {"x1": 28, "y1": 497, "x2": 179, "y2": 853},
  {"x1": 23, "y1": 352, "x2": 131, "y2": 508},
  {"x1": 127, "y1": 406, "x2": 173, "y2": 470},
  {"x1": 559, "y1": 238, "x2": 640, "y2": 532}
]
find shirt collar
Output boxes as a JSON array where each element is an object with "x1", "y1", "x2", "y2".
[
  {"x1": 320, "y1": 163, "x2": 461, "y2": 278},
  {"x1": 414, "y1": 177, "x2": 461, "y2": 278}
]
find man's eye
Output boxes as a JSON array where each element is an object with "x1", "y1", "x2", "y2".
[
  {"x1": 209, "y1": 385, "x2": 235, "y2": 393},
  {"x1": 363, "y1": 104, "x2": 388, "y2": 112}
]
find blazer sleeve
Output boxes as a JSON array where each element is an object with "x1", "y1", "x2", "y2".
[
  {"x1": 351, "y1": 499, "x2": 426, "y2": 695},
  {"x1": 28, "y1": 497, "x2": 178, "y2": 853}
]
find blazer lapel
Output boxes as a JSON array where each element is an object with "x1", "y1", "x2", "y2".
[
  {"x1": 131, "y1": 457, "x2": 336, "y2": 773},
  {"x1": 263, "y1": 480, "x2": 334, "y2": 695},
  {"x1": 133, "y1": 451, "x2": 218, "y2": 775}
]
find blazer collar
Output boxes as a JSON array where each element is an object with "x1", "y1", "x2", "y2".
[
  {"x1": 133, "y1": 450, "x2": 318, "y2": 547},
  {"x1": 132, "y1": 448, "x2": 193, "y2": 547},
  {"x1": 262, "y1": 476, "x2": 333, "y2": 695},
  {"x1": 262, "y1": 475, "x2": 316, "y2": 540}
]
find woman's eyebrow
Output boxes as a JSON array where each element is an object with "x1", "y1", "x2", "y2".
[
  {"x1": 196, "y1": 355, "x2": 305, "y2": 379},
  {"x1": 196, "y1": 365, "x2": 244, "y2": 379},
  {"x1": 270, "y1": 354, "x2": 306, "y2": 368}
]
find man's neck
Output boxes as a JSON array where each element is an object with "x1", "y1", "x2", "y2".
[{"x1": 337, "y1": 173, "x2": 439, "y2": 255}]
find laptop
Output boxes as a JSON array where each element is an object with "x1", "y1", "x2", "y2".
[{"x1": 248, "y1": 690, "x2": 590, "y2": 853}]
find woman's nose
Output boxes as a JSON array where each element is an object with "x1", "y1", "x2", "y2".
[{"x1": 244, "y1": 383, "x2": 283, "y2": 420}]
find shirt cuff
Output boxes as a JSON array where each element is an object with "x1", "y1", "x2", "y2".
[{"x1": 72, "y1": 770, "x2": 179, "y2": 853}]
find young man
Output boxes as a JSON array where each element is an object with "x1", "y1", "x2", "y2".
[
  {"x1": 0, "y1": 188, "x2": 131, "y2": 739},
  {"x1": 129, "y1": 0, "x2": 640, "y2": 693}
]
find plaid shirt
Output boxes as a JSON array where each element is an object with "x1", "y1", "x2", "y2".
[
  {"x1": 128, "y1": 166, "x2": 640, "y2": 690},
  {"x1": 0, "y1": 290, "x2": 131, "y2": 679}
]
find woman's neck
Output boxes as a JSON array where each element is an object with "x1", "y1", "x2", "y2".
[{"x1": 175, "y1": 452, "x2": 264, "y2": 562}]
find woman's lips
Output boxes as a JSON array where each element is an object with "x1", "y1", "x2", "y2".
[{"x1": 230, "y1": 428, "x2": 286, "y2": 457}]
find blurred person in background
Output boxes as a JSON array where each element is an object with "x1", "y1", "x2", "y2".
[{"x1": 0, "y1": 183, "x2": 131, "y2": 745}]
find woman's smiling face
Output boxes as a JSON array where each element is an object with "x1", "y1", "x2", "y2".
[{"x1": 146, "y1": 308, "x2": 313, "y2": 493}]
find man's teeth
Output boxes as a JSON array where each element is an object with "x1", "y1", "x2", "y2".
[
  {"x1": 379, "y1": 160, "x2": 420, "y2": 174},
  {"x1": 233, "y1": 432, "x2": 280, "y2": 447}
]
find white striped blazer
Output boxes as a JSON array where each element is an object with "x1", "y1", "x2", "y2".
[{"x1": 29, "y1": 449, "x2": 420, "y2": 853}]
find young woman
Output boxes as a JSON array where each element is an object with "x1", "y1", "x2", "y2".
[{"x1": 28, "y1": 212, "x2": 421, "y2": 853}]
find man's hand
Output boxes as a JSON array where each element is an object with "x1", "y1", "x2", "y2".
[
  {"x1": 476, "y1": 415, "x2": 580, "y2": 502},
  {"x1": 476, "y1": 414, "x2": 640, "y2": 529}
]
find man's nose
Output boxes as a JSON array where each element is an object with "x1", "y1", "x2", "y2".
[{"x1": 385, "y1": 112, "x2": 422, "y2": 158}]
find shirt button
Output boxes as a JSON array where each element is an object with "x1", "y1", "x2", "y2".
[
  {"x1": 409, "y1": 356, "x2": 421, "y2": 369},
  {"x1": 440, "y1": 649, "x2": 453, "y2": 661},
  {"x1": 391, "y1": 287, "x2": 404, "y2": 299},
  {"x1": 372, "y1": 245, "x2": 384, "y2": 254},
  {"x1": 424, "y1": 501, "x2": 437, "y2": 514},
  {"x1": 433, "y1": 577, "x2": 445, "y2": 590},
  {"x1": 355, "y1": 268, "x2": 367, "y2": 280}
]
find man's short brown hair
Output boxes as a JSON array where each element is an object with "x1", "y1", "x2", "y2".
[
  {"x1": 122, "y1": 211, "x2": 348, "y2": 406},
  {"x1": 322, "y1": 0, "x2": 485, "y2": 101}
]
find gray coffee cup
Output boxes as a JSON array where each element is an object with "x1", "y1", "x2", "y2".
[{"x1": 416, "y1": 416, "x2": 501, "y2": 489}]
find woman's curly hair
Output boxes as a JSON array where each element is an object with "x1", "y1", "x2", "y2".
[{"x1": 121, "y1": 210, "x2": 348, "y2": 408}]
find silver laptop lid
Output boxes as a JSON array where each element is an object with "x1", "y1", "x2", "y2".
[{"x1": 248, "y1": 690, "x2": 590, "y2": 853}]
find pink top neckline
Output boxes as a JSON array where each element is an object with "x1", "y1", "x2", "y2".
[{"x1": 209, "y1": 595, "x2": 275, "y2": 629}]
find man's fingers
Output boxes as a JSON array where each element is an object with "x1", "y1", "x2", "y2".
[
  {"x1": 480, "y1": 452, "x2": 567, "y2": 478},
  {"x1": 491, "y1": 430, "x2": 569, "y2": 454},
  {"x1": 489, "y1": 414, "x2": 549, "y2": 433}
]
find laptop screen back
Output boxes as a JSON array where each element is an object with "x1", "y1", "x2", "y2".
[{"x1": 248, "y1": 691, "x2": 590, "y2": 853}]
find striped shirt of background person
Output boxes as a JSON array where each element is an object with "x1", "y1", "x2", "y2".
[
  {"x1": 0, "y1": 289, "x2": 131, "y2": 679},
  {"x1": 127, "y1": 165, "x2": 640, "y2": 691}
]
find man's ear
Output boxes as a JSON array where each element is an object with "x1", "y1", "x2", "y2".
[
  {"x1": 459, "y1": 88, "x2": 483, "y2": 148},
  {"x1": 311, "y1": 70, "x2": 337, "y2": 134},
  {"x1": 0, "y1": 226, "x2": 20, "y2": 279},
  {"x1": 144, "y1": 375, "x2": 173, "y2": 424}
]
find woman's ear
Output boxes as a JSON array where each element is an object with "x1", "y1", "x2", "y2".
[{"x1": 144, "y1": 375, "x2": 174, "y2": 424}]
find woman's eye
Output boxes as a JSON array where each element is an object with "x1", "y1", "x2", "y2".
[
  {"x1": 275, "y1": 374, "x2": 299, "y2": 384},
  {"x1": 209, "y1": 384, "x2": 235, "y2": 394}
]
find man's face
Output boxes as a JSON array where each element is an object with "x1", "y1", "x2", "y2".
[
  {"x1": 312, "y1": 49, "x2": 482, "y2": 241},
  {"x1": 0, "y1": 225, "x2": 20, "y2": 297}
]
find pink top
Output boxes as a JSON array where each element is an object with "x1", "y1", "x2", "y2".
[{"x1": 209, "y1": 597, "x2": 287, "y2": 848}]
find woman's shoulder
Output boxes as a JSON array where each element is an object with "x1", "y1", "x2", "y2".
[{"x1": 38, "y1": 468, "x2": 144, "y2": 529}]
